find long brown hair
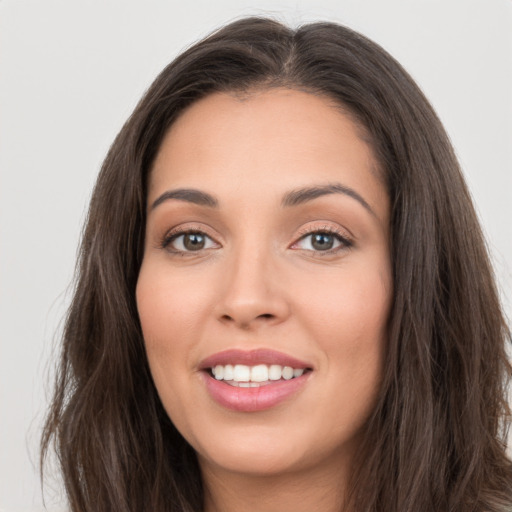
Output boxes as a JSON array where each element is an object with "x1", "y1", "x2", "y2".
[{"x1": 41, "y1": 16, "x2": 512, "y2": 512}]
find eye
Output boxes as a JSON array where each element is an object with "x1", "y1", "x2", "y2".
[
  {"x1": 292, "y1": 230, "x2": 352, "y2": 253},
  {"x1": 163, "y1": 231, "x2": 218, "y2": 253}
]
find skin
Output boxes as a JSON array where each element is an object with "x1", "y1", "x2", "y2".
[{"x1": 136, "y1": 88, "x2": 392, "y2": 512}]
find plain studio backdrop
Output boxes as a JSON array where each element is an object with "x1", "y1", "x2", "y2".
[{"x1": 1, "y1": 1, "x2": 511, "y2": 510}]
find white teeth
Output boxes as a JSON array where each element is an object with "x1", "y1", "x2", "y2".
[
  {"x1": 211, "y1": 363, "x2": 308, "y2": 383},
  {"x1": 282, "y1": 366, "x2": 294, "y2": 380},
  {"x1": 226, "y1": 381, "x2": 261, "y2": 388},
  {"x1": 250, "y1": 364, "x2": 268, "y2": 382},
  {"x1": 223, "y1": 364, "x2": 234, "y2": 380},
  {"x1": 233, "y1": 364, "x2": 250, "y2": 382},
  {"x1": 214, "y1": 365, "x2": 224, "y2": 380},
  {"x1": 269, "y1": 364, "x2": 282, "y2": 381}
]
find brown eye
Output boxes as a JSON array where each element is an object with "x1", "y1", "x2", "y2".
[
  {"x1": 293, "y1": 230, "x2": 352, "y2": 253},
  {"x1": 311, "y1": 233, "x2": 335, "y2": 251},
  {"x1": 165, "y1": 231, "x2": 218, "y2": 253},
  {"x1": 183, "y1": 233, "x2": 206, "y2": 250}
]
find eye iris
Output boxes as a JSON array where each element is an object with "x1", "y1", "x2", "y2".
[
  {"x1": 183, "y1": 233, "x2": 205, "y2": 251},
  {"x1": 311, "y1": 233, "x2": 334, "y2": 251}
]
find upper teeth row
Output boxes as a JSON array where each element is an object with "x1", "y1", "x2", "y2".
[{"x1": 212, "y1": 364, "x2": 304, "y2": 382}]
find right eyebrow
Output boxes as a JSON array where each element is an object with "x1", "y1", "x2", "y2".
[{"x1": 151, "y1": 188, "x2": 219, "y2": 210}]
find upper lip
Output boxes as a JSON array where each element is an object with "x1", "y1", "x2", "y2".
[{"x1": 199, "y1": 349, "x2": 312, "y2": 370}]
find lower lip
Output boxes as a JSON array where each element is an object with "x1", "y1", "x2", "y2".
[{"x1": 202, "y1": 372, "x2": 311, "y2": 412}]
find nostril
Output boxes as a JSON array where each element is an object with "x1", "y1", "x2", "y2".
[{"x1": 217, "y1": 310, "x2": 281, "y2": 328}]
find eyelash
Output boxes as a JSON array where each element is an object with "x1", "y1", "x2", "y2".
[
  {"x1": 160, "y1": 226, "x2": 353, "y2": 256},
  {"x1": 293, "y1": 226, "x2": 353, "y2": 255},
  {"x1": 160, "y1": 227, "x2": 218, "y2": 255}
]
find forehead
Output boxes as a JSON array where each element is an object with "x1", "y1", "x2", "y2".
[{"x1": 149, "y1": 88, "x2": 388, "y2": 223}]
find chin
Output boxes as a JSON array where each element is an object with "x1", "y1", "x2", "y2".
[
  {"x1": 198, "y1": 441, "x2": 311, "y2": 477},
  {"x1": 188, "y1": 417, "x2": 358, "y2": 479}
]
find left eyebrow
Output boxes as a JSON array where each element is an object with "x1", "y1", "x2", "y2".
[{"x1": 281, "y1": 183, "x2": 375, "y2": 217}]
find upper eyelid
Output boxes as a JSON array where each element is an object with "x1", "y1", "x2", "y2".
[
  {"x1": 295, "y1": 223, "x2": 353, "y2": 241},
  {"x1": 163, "y1": 223, "x2": 219, "y2": 241}
]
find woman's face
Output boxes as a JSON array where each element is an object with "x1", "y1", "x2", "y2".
[{"x1": 136, "y1": 89, "x2": 392, "y2": 478}]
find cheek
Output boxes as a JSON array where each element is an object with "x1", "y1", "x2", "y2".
[
  {"x1": 136, "y1": 267, "x2": 202, "y2": 436},
  {"x1": 298, "y1": 259, "x2": 391, "y2": 345},
  {"x1": 136, "y1": 260, "x2": 215, "y2": 350},
  {"x1": 295, "y1": 260, "x2": 391, "y2": 406},
  {"x1": 136, "y1": 263, "x2": 203, "y2": 394}
]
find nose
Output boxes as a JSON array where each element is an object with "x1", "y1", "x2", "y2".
[{"x1": 214, "y1": 246, "x2": 291, "y2": 330}]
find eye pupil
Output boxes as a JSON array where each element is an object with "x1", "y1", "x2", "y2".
[
  {"x1": 312, "y1": 233, "x2": 334, "y2": 251},
  {"x1": 184, "y1": 233, "x2": 205, "y2": 251}
]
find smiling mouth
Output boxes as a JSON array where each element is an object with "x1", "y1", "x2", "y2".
[
  {"x1": 199, "y1": 349, "x2": 313, "y2": 411},
  {"x1": 208, "y1": 364, "x2": 312, "y2": 387}
]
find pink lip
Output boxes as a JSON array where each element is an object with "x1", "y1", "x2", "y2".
[
  {"x1": 202, "y1": 372, "x2": 311, "y2": 412},
  {"x1": 199, "y1": 348, "x2": 312, "y2": 370},
  {"x1": 198, "y1": 349, "x2": 313, "y2": 412}
]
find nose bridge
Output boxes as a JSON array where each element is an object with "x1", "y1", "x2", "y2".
[{"x1": 216, "y1": 234, "x2": 288, "y2": 328}]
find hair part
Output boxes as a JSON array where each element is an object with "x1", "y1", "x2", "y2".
[{"x1": 41, "y1": 16, "x2": 512, "y2": 512}]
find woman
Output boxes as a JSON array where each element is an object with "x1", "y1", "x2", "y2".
[{"x1": 41, "y1": 16, "x2": 512, "y2": 512}]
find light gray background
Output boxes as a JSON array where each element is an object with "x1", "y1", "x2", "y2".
[{"x1": 1, "y1": 1, "x2": 511, "y2": 510}]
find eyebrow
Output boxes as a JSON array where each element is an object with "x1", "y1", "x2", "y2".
[
  {"x1": 151, "y1": 188, "x2": 218, "y2": 210},
  {"x1": 151, "y1": 182, "x2": 375, "y2": 216},
  {"x1": 282, "y1": 183, "x2": 375, "y2": 216}
]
